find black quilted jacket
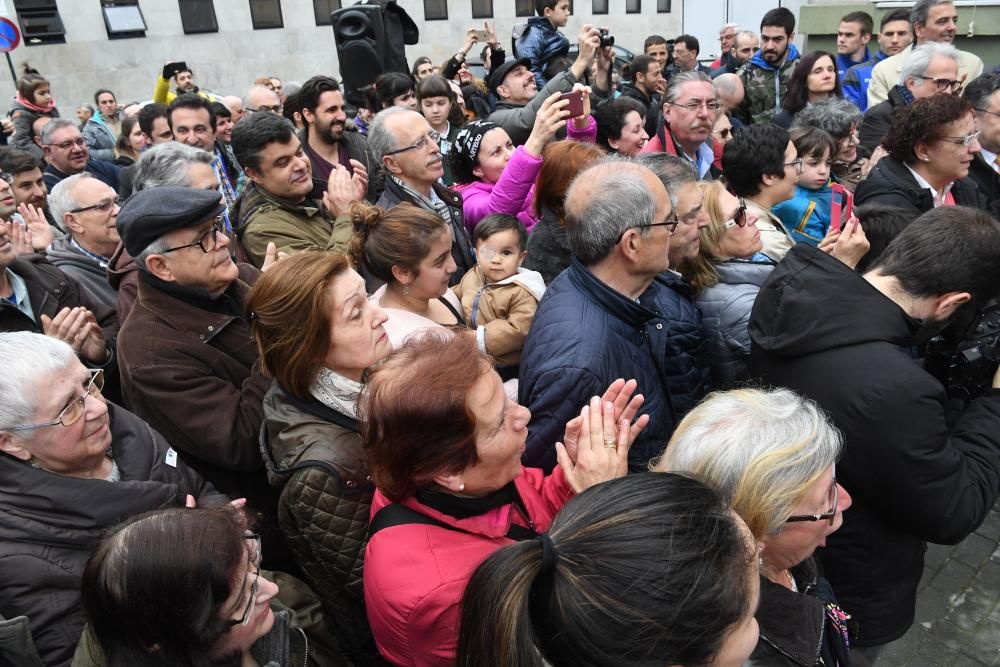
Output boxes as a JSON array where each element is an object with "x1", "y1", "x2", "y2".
[{"x1": 259, "y1": 382, "x2": 378, "y2": 664}]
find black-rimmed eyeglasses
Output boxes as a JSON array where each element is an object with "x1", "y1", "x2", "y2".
[
  {"x1": 159, "y1": 218, "x2": 226, "y2": 254},
  {"x1": 786, "y1": 476, "x2": 839, "y2": 526},
  {"x1": 617, "y1": 210, "x2": 680, "y2": 243},
  {"x1": 70, "y1": 197, "x2": 121, "y2": 215}
]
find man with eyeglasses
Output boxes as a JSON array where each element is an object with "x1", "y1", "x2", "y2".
[
  {"x1": 749, "y1": 206, "x2": 1000, "y2": 660},
  {"x1": 962, "y1": 73, "x2": 1000, "y2": 213},
  {"x1": 40, "y1": 118, "x2": 120, "y2": 193},
  {"x1": 643, "y1": 71, "x2": 723, "y2": 181},
  {"x1": 45, "y1": 174, "x2": 121, "y2": 310},
  {"x1": 736, "y1": 7, "x2": 801, "y2": 125},
  {"x1": 230, "y1": 111, "x2": 367, "y2": 268},
  {"x1": 0, "y1": 331, "x2": 225, "y2": 667},
  {"x1": 369, "y1": 107, "x2": 474, "y2": 284},
  {"x1": 115, "y1": 187, "x2": 290, "y2": 570},
  {"x1": 520, "y1": 160, "x2": 696, "y2": 473},
  {"x1": 867, "y1": 0, "x2": 983, "y2": 107},
  {"x1": 859, "y1": 42, "x2": 960, "y2": 153},
  {"x1": 723, "y1": 124, "x2": 799, "y2": 261},
  {"x1": 244, "y1": 84, "x2": 283, "y2": 116}
]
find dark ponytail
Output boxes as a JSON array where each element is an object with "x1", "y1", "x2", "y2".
[{"x1": 457, "y1": 473, "x2": 756, "y2": 667}]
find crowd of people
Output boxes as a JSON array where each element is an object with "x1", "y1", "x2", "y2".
[{"x1": 3, "y1": 0, "x2": 1000, "y2": 665}]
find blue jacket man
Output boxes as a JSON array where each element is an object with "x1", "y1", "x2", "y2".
[
  {"x1": 519, "y1": 161, "x2": 709, "y2": 473},
  {"x1": 515, "y1": 16, "x2": 570, "y2": 88},
  {"x1": 842, "y1": 50, "x2": 887, "y2": 111},
  {"x1": 835, "y1": 47, "x2": 872, "y2": 82}
]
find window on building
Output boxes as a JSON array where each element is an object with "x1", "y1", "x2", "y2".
[
  {"x1": 250, "y1": 0, "x2": 283, "y2": 29},
  {"x1": 100, "y1": 1, "x2": 147, "y2": 40},
  {"x1": 592, "y1": 0, "x2": 608, "y2": 15},
  {"x1": 626, "y1": 0, "x2": 641, "y2": 13},
  {"x1": 178, "y1": 0, "x2": 218, "y2": 34},
  {"x1": 313, "y1": 0, "x2": 341, "y2": 25},
  {"x1": 12, "y1": 0, "x2": 66, "y2": 45},
  {"x1": 424, "y1": 0, "x2": 447, "y2": 20},
  {"x1": 472, "y1": 0, "x2": 492, "y2": 19},
  {"x1": 657, "y1": 0, "x2": 670, "y2": 11}
]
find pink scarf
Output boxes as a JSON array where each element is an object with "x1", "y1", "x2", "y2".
[{"x1": 14, "y1": 92, "x2": 56, "y2": 115}]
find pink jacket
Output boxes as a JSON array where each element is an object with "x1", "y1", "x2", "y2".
[
  {"x1": 457, "y1": 116, "x2": 597, "y2": 234},
  {"x1": 364, "y1": 466, "x2": 574, "y2": 666}
]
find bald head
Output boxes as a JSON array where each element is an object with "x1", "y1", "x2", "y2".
[
  {"x1": 244, "y1": 86, "x2": 281, "y2": 114},
  {"x1": 565, "y1": 160, "x2": 671, "y2": 267},
  {"x1": 714, "y1": 73, "x2": 745, "y2": 111},
  {"x1": 222, "y1": 95, "x2": 245, "y2": 123}
]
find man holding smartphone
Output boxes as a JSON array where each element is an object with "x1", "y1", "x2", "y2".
[{"x1": 749, "y1": 207, "x2": 1000, "y2": 662}]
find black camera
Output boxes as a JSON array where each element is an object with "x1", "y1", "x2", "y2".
[
  {"x1": 925, "y1": 299, "x2": 1000, "y2": 424},
  {"x1": 599, "y1": 28, "x2": 614, "y2": 48}
]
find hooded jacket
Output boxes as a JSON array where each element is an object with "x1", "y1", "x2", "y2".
[
  {"x1": 835, "y1": 48, "x2": 871, "y2": 81},
  {"x1": 515, "y1": 17, "x2": 570, "y2": 88},
  {"x1": 695, "y1": 256, "x2": 775, "y2": 388},
  {"x1": 45, "y1": 238, "x2": 117, "y2": 311},
  {"x1": 81, "y1": 114, "x2": 118, "y2": 162},
  {"x1": 853, "y1": 155, "x2": 986, "y2": 216},
  {"x1": 519, "y1": 259, "x2": 708, "y2": 472},
  {"x1": 737, "y1": 45, "x2": 801, "y2": 125},
  {"x1": 748, "y1": 244, "x2": 1000, "y2": 646},
  {"x1": 0, "y1": 404, "x2": 222, "y2": 667}
]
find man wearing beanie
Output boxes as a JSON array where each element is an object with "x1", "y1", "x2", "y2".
[{"x1": 115, "y1": 186, "x2": 288, "y2": 569}]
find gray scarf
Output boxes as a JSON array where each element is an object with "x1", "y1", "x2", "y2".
[{"x1": 309, "y1": 367, "x2": 363, "y2": 419}]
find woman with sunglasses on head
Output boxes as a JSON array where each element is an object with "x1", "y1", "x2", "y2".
[
  {"x1": 79, "y1": 507, "x2": 312, "y2": 667},
  {"x1": 654, "y1": 387, "x2": 856, "y2": 667},
  {"x1": 0, "y1": 331, "x2": 226, "y2": 667},
  {"x1": 855, "y1": 94, "x2": 989, "y2": 217}
]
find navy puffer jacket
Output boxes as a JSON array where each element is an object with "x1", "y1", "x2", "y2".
[
  {"x1": 515, "y1": 17, "x2": 570, "y2": 88},
  {"x1": 519, "y1": 259, "x2": 709, "y2": 472}
]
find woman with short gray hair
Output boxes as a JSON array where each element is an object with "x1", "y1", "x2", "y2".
[
  {"x1": 795, "y1": 98, "x2": 869, "y2": 191},
  {"x1": 654, "y1": 387, "x2": 855, "y2": 666},
  {"x1": 0, "y1": 331, "x2": 222, "y2": 666}
]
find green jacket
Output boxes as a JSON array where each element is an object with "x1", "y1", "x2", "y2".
[
  {"x1": 737, "y1": 45, "x2": 801, "y2": 125},
  {"x1": 230, "y1": 182, "x2": 353, "y2": 268}
]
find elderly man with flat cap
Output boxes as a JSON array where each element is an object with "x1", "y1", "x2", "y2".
[{"x1": 114, "y1": 186, "x2": 289, "y2": 568}]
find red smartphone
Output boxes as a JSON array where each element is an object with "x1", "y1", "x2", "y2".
[
  {"x1": 558, "y1": 90, "x2": 584, "y2": 116},
  {"x1": 829, "y1": 184, "x2": 848, "y2": 234}
]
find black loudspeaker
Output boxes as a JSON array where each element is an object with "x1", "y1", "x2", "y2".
[{"x1": 332, "y1": 5, "x2": 387, "y2": 104}]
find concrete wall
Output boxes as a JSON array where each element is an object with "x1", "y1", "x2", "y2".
[
  {"x1": 800, "y1": 2, "x2": 1000, "y2": 67},
  {"x1": 0, "y1": 0, "x2": 682, "y2": 112}
]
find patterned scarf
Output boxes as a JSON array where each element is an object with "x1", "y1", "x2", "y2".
[{"x1": 309, "y1": 367, "x2": 363, "y2": 419}]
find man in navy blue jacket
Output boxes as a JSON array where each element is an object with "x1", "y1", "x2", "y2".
[{"x1": 519, "y1": 159, "x2": 709, "y2": 472}]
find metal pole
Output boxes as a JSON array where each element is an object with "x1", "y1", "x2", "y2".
[{"x1": 4, "y1": 52, "x2": 14, "y2": 84}]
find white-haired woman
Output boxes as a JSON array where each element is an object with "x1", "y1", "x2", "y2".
[
  {"x1": 0, "y1": 331, "x2": 223, "y2": 666},
  {"x1": 654, "y1": 387, "x2": 855, "y2": 667}
]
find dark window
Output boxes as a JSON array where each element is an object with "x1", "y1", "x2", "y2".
[
  {"x1": 424, "y1": 0, "x2": 447, "y2": 20},
  {"x1": 178, "y1": 0, "x2": 218, "y2": 34},
  {"x1": 250, "y1": 0, "x2": 283, "y2": 29},
  {"x1": 515, "y1": 0, "x2": 533, "y2": 16},
  {"x1": 592, "y1": 0, "x2": 608, "y2": 14},
  {"x1": 472, "y1": 0, "x2": 492, "y2": 19},
  {"x1": 12, "y1": 0, "x2": 65, "y2": 45},
  {"x1": 626, "y1": 0, "x2": 641, "y2": 13},
  {"x1": 313, "y1": 0, "x2": 341, "y2": 25},
  {"x1": 657, "y1": 0, "x2": 670, "y2": 11}
]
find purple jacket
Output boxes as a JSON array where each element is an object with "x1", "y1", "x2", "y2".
[{"x1": 458, "y1": 116, "x2": 597, "y2": 233}]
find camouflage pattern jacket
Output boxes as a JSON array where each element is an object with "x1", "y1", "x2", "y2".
[{"x1": 737, "y1": 44, "x2": 800, "y2": 125}]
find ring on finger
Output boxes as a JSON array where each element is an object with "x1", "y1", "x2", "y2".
[{"x1": 604, "y1": 436, "x2": 616, "y2": 449}]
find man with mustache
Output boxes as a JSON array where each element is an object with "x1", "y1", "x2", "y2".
[
  {"x1": 642, "y1": 72, "x2": 723, "y2": 181},
  {"x1": 866, "y1": 0, "x2": 983, "y2": 107},
  {"x1": 41, "y1": 119, "x2": 120, "y2": 193},
  {"x1": 298, "y1": 75, "x2": 382, "y2": 203},
  {"x1": 736, "y1": 7, "x2": 801, "y2": 125},
  {"x1": 369, "y1": 107, "x2": 475, "y2": 284},
  {"x1": 229, "y1": 111, "x2": 368, "y2": 268}
]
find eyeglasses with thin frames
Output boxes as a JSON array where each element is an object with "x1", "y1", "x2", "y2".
[
  {"x1": 785, "y1": 474, "x2": 839, "y2": 526},
  {"x1": 385, "y1": 129, "x2": 442, "y2": 156},
  {"x1": 616, "y1": 210, "x2": 681, "y2": 243},
  {"x1": 785, "y1": 158, "x2": 804, "y2": 175},
  {"x1": 70, "y1": 197, "x2": 121, "y2": 215},
  {"x1": 976, "y1": 108, "x2": 1000, "y2": 119},
  {"x1": 44, "y1": 138, "x2": 86, "y2": 150},
  {"x1": 227, "y1": 533, "x2": 263, "y2": 627},
  {"x1": 159, "y1": 217, "x2": 227, "y2": 254},
  {"x1": 3, "y1": 369, "x2": 104, "y2": 431},
  {"x1": 669, "y1": 100, "x2": 723, "y2": 113},
  {"x1": 939, "y1": 131, "x2": 981, "y2": 148}
]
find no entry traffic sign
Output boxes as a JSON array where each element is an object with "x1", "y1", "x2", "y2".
[{"x1": 0, "y1": 17, "x2": 19, "y2": 53}]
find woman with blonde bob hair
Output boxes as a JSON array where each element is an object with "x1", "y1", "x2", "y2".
[
  {"x1": 681, "y1": 181, "x2": 773, "y2": 387},
  {"x1": 654, "y1": 387, "x2": 855, "y2": 666}
]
